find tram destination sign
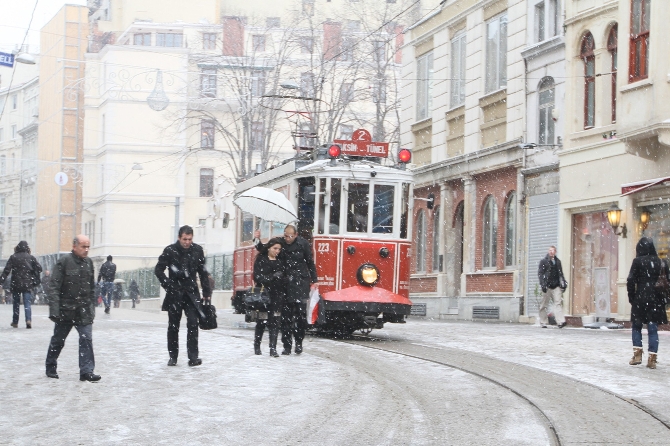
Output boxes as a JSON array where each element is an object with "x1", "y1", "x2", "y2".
[{"x1": 333, "y1": 128, "x2": 389, "y2": 158}]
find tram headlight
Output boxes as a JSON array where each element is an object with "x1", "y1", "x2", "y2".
[{"x1": 357, "y1": 263, "x2": 379, "y2": 286}]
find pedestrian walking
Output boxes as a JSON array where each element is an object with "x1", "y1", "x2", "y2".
[
  {"x1": 627, "y1": 237, "x2": 669, "y2": 369},
  {"x1": 255, "y1": 224, "x2": 318, "y2": 355},
  {"x1": 45, "y1": 235, "x2": 101, "y2": 382},
  {"x1": 155, "y1": 225, "x2": 212, "y2": 367},
  {"x1": 129, "y1": 279, "x2": 140, "y2": 309},
  {"x1": 113, "y1": 282, "x2": 123, "y2": 308},
  {"x1": 0, "y1": 241, "x2": 42, "y2": 329},
  {"x1": 97, "y1": 255, "x2": 116, "y2": 314},
  {"x1": 537, "y1": 245, "x2": 568, "y2": 328},
  {"x1": 253, "y1": 238, "x2": 285, "y2": 357}
]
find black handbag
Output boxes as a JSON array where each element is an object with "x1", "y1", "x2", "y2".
[
  {"x1": 199, "y1": 304, "x2": 218, "y2": 330},
  {"x1": 244, "y1": 286, "x2": 271, "y2": 311},
  {"x1": 655, "y1": 261, "x2": 670, "y2": 305}
]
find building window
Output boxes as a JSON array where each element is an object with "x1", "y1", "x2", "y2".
[
  {"x1": 373, "y1": 40, "x2": 386, "y2": 64},
  {"x1": 485, "y1": 13, "x2": 508, "y2": 93},
  {"x1": 203, "y1": 33, "x2": 217, "y2": 50},
  {"x1": 11, "y1": 125, "x2": 17, "y2": 139},
  {"x1": 608, "y1": 24, "x2": 618, "y2": 123},
  {"x1": 301, "y1": 72, "x2": 315, "y2": 97},
  {"x1": 505, "y1": 192, "x2": 516, "y2": 266},
  {"x1": 340, "y1": 82, "x2": 354, "y2": 103},
  {"x1": 581, "y1": 32, "x2": 595, "y2": 129},
  {"x1": 251, "y1": 121, "x2": 264, "y2": 151},
  {"x1": 339, "y1": 124, "x2": 353, "y2": 140},
  {"x1": 266, "y1": 17, "x2": 280, "y2": 28},
  {"x1": 535, "y1": 1, "x2": 545, "y2": 42},
  {"x1": 199, "y1": 168, "x2": 214, "y2": 197},
  {"x1": 416, "y1": 51, "x2": 434, "y2": 120},
  {"x1": 133, "y1": 33, "x2": 151, "y2": 46},
  {"x1": 629, "y1": 0, "x2": 650, "y2": 83},
  {"x1": 549, "y1": 0, "x2": 559, "y2": 38},
  {"x1": 0, "y1": 128, "x2": 3, "y2": 142},
  {"x1": 12, "y1": 94, "x2": 17, "y2": 110},
  {"x1": 0, "y1": 156, "x2": 5, "y2": 175},
  {"x1": 302, "y1": 0, "x2": 315, "y2": 16},
  {"x1": 345, "y1": 20, "x2": 361, "y2": 32},
  {"x1": 432, "y1": 206, "x2": 441, "y2": 272},
  {"x1": 156, "y1": 33, "x2": 183, "y2": 47},
  {"x1": 201, "y1": 120, "x2": 215, "y2": 148},
  {"x1": 538, "y1": 77, "x2": 555, "y2": 145},
  {"x1": 482, "y1": 195, "x2": 498, "y2": 268},
  {"x1": 300, "y1": 37, "x2": 314, "y2": 54},
  {"x1": 450, "y1": 33, "x2": 466, "y2": 107},
  {"x1": 415, "y1": 209, "x2": 426, "y2": 272},
  {"x1": 252, "y1": 35, "x2": 266, "y2": 52},
  {"x1": 340, "y1": 37, "x2": 355, "y2": 61},
  {"x1": 251, "y1": 70, "x2": 266, "y2": 97},
  {"x1": 200, "y1": 68, "x2": 217, "y2": 98}
]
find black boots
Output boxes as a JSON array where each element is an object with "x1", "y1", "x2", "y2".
[
  {"x1": 80, "y1": 373, "x2": 101, "y2": 382},
  {"x1": 188, "y1": 358, "x2": 202, "y2": 367},
  {"x1": 254, "y1": 344, "x2": 262, "y2": 355},
  {"x1": 167, "y1": 357, "x2": 177, "y2": 366},
  {"x1": 104, "y1": 307, "x2": 110, "y2": 314},
  {"x1": 295, "y1": 343, "x2": 303, "y2": 355},
  {"x1": 46, "y1": 368, "x2": 59, "y2": 379}
]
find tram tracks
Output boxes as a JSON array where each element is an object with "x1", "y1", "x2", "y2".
[{"x1": 342, "y1": 334, "x2": 670, "y2": 445}]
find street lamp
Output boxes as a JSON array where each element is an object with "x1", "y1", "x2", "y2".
[
  {"x1": 146, "y1": 69, "x2": 169, "y2": 111},
  {"x1": 606, "y1": 204, "x2": 627, "y2": 238},
  {"x1": 640, "y1": 207, "x2": 651, "y2": 231}
]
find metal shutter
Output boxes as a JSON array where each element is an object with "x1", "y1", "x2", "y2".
[{"x1": 526, "y1": 192, "x2": 559, "y2": 316}]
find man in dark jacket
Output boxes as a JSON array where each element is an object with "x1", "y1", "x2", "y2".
[
  {"x1": 97, "y1": 255, "x2": 116, "y2": 314},
  {"x1": 1, "y1": 240, "x2": 42, "y2": 329},
  {"x1": 255, "y1": 224, "x2": 318, "y2": 355},
  {"x1": 45, "y1": 235, "x2": 101, "y2": 382},
  {"x1": 537, "y1": 246, "x2": 567, "y2": 328},
  {"x1": 155, "y1": 225, "x2": 212, "y2": 367}
]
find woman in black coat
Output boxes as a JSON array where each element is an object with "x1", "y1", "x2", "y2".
[
  {"x1": 627, "y1": 237, "x2": 669, "y2": 369},
  {"x1": 0, "y1": 241, "x2": 42, "y2": 328},
  {"x1": 253, "y1": 237, "x2": 285, "y2": 357}
]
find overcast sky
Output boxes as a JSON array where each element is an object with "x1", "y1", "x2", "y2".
[{"x1": 0, "y1": 0, "x2": 86, "y2": 54}]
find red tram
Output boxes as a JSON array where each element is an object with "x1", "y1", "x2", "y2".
[{"x1": 232, "y1": 132, "x2": 414, "y2": 335}]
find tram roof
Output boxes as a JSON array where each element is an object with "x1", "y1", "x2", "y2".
[{"x1": 235, "y1": 158, "x2": 413, "y2": 194}]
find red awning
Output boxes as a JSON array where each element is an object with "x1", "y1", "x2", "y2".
[{"x1": 621, "y1": 176, "x2": 670, "y2": 196}]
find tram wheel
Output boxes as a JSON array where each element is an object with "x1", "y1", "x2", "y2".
[{"x1": 359, "y1": 328, "x2": 373, "y2": 335}]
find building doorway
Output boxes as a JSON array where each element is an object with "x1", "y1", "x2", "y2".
[
  {"x1": 453, "y1": 201, "x2": 464, "y2": 296},
  {"x1": 571, "y1": 212, "x2": 618, "y2": 316}
]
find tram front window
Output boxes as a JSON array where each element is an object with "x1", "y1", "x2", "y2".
[
  {"x1": 372, "y1": 185, "x2": 394, "y2": 233},
  {"x1": 347, "y1": 183, "x2": 369, "y2": 232}
]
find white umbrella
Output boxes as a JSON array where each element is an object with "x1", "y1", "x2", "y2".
[{"x1": 234, "y1": 187, "x2": 298, "y2": 224}]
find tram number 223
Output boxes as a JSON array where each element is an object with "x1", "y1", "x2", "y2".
[{"x1": 317, "y1": 243, "x2": 330, "y2": 253}]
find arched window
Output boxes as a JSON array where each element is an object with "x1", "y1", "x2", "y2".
[
  {"x1": 432, "y1": 206, "x2": 441, "y2": 272},
  {"x1": 581, "y1": 32, "x2": 595, "y2": 129},
  {"x1": 415, "y1": 209, "x2": 426, "y2": 272},
  {"x1": 505, "y1": 192, "x2": 517, "y2": 266},
  {"x1": 629, "y1": 0, "x2": 650, "y2": 83},
  {"x1": 608, "y1": 24, "x2": 618, "y2": 123},
  {"x1": 482, "y1": 196, "x2": 498, "y2": 268},
  {"x1": 538, "y1": 77, "x2": 555, "y2": 145}
]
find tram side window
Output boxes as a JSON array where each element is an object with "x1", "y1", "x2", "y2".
[
  {"x1": 330, "y1": 178, "x2": 341, "y2": 234},
  {"x1": 259, "y1": 218, "x2": 270, "y2": 239},
  {"x1": 347, "y1": 183, "x2": 369, "y2": 233},
  {"x1": 400, "y1": 183, "x2": 410, "y2": 239},
  {"x1": 241, "y1": 211, "x2": 254, "y2": 242},
  {"x1": 318, "y1": 178, "x2": 327, "y2": 234},
  {"x1": 372, "y1": 185, "x2": 394, "y2": 233}
]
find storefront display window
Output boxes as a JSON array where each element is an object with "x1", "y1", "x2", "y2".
[
  {"x1": 644, "y1": 203, "x2": 670, "y2": 259},
  {"x1": 571, "y1": 212, "x2": 619, "y2": 315}
]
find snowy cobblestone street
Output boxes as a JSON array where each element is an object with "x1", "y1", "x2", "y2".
[{"x1": 1, "y1": 305, "x2": 669, "y2": 445}]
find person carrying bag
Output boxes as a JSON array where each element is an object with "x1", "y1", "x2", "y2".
[{"x1": 251, "y1": 237, "x2": 285, "y2": 357}]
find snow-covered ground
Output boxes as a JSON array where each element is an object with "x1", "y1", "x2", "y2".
[{"x1": 1, "y1": 305, "x2": 668, "y2": 445}]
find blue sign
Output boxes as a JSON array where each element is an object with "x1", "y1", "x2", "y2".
[{"x1": 0, "y1": 52, "x2": 14, "y2": 68}]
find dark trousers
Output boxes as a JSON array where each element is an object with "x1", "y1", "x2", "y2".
[
  {"x1": 45, "y1": 322, "x2": 95, "y2": 374},
  {"x1": 281, "y1": 302, "x2": 306, "y2": 350},
  {"x1": 101, "y1": 282, "x2": 114, "y2": 308},
  {"x1": 167, "y1": 297, "x2": 200, "y2": 361},
  {"x1": 254, "y1": 312, "x2": 279, "y2": 350}
]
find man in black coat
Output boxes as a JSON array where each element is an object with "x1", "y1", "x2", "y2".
[
  {"x1": 97, "y1": 255, "x2": 116, "y2": 314},
  {"x1": 537, "y1": 245, "x2": 567, "y2": 329},
  {"x1": 155, "y1": 225, "x2": 212, "y2": 367},
  {"x1": 255, "y1": 224, "x2": 318, "y2": 355},
  {"x1": 45, "y1": 235, "x2": 100, "y2": 381},
  {"x1": 0, "y1": 241, "x2": 42, "y2": 329}
]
